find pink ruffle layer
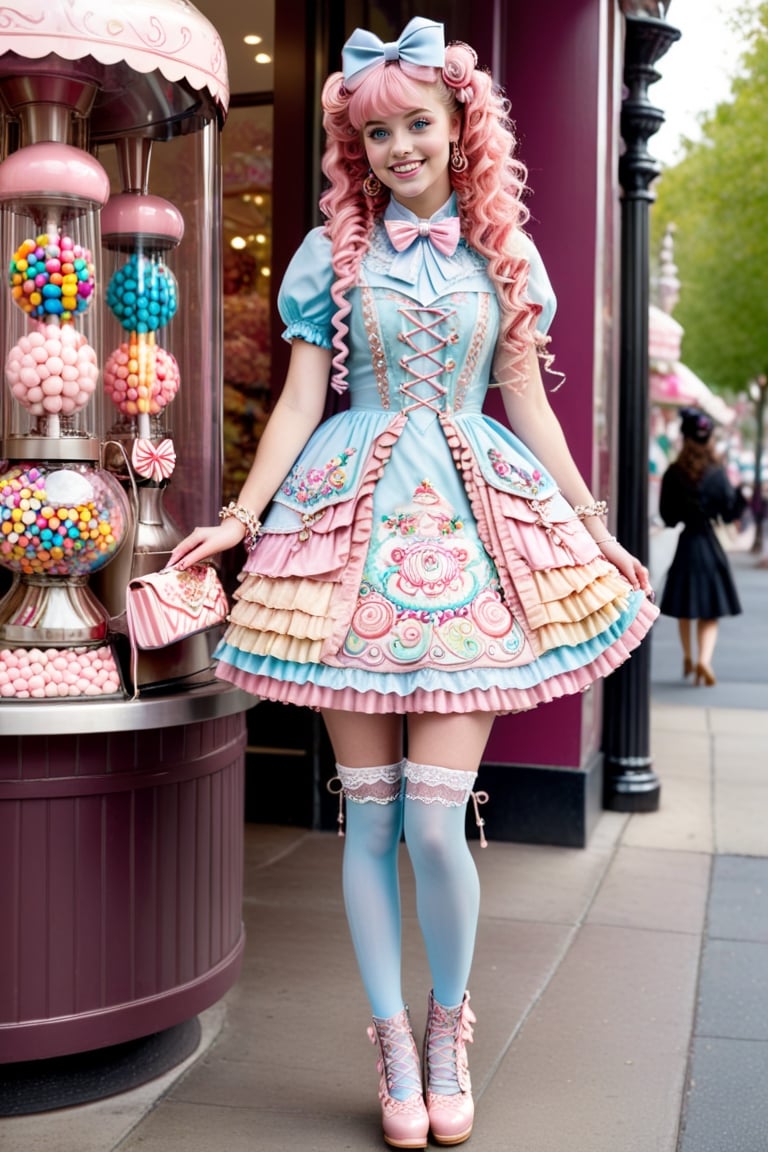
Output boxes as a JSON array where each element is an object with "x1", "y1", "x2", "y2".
[{"x1": 216, "y1": 595, "x2": 659, "y2": 715}]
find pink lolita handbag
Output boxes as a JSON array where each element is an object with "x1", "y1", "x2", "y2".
[{"x1": 125, "y1": 563, "x2": 229, "y2": 692}]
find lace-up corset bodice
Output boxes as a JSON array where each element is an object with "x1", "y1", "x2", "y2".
[
  {"x1": 342, "y1": 217, "x2": 500, "y2": 417},
  {"x1": 347, "y1": 284, "x2": 498, "y2": 417}
]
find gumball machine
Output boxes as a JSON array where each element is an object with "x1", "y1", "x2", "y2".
[
  {"x1": 93, "y1": 138, "x2": 213, "y2": 690},
  {"x1": 0, "y1": 139, "x2": 130, "y2": 698},
  {"x1": 0, "y1": 0, "x2": 249, "y2": 1073}
]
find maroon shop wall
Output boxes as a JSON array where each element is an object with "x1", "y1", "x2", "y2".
[
  {"x1": 263, "y1": 0, "x2": 623, "y2": 846},
  {"x1": 482, "y1": 0, "x2": 623, "y2": 845}
]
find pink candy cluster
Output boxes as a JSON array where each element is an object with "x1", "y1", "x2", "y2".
[
  {"x1": 5, "y1": 323, "x2": 99, "y2": 416},
  {"x1": 103, "y1": 340, "x2": 180, "y2": 417},
  {"x1": 0, "y1": 646, "x2": 122, "y2": 698}
]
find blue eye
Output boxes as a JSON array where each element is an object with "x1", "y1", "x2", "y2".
[
  {"x1": 411, "y1": 118, "x2": 430, "y2": 130},
  {"x1": 368, "y1": 127, "x2": 389, "y2": 140}
]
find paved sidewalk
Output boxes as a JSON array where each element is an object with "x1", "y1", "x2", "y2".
[{"x1": 4, "y1": 546, "x2": 767, "y2": 1152}]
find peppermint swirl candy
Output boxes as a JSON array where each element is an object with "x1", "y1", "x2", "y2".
[
  {"x1": 471, "y1": 592, "x2": 515, "y2": 638},
  {"x1": 351, "y1": 593, "x2": 395, "y2": 640}
]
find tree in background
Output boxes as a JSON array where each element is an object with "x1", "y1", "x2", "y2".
[{"x1": 651, "y1": 1, "x2": 768, "y2": 397}]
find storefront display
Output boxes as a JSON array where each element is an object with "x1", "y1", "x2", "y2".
[{"x1": 0, "y1": 0, "x2": 249, "y2": 1065}]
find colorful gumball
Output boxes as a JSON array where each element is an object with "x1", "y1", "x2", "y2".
[
  {"x1": 5, "y1": 322, "x2": 99, "y2": 417},
  {"x1": 0, "y1": 462, "x2": 128, "y2": 577},
  {"x1": 9, "y1": 232, "x2": 95, "y2": 321},
  {"x1": 105, "y1": 253, "x2": 178, "y2": 333},
  {"x1": 103, "y1": 337, "x2": 180, "y2": 417}
]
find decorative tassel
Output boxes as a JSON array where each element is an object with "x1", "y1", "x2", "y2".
[
  {"x1": 470, "y1": 790, "x2": 489, "y2": 848},
  {"x1": 326, "y1": 775, "x2": 345, "y2": 836}
]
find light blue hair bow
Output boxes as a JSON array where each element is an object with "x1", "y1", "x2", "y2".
[{"x1": 342, "y1": 16, "x2": 445, "y2": 88}]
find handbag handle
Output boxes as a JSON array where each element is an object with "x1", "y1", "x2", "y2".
[{"x1": 102, "y1": 438, "x2": 140, "y2": 524}]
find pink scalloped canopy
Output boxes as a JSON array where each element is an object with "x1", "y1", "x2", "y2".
[{"x1": 0, "y1": 0, "x2": 229, "y2": 113}]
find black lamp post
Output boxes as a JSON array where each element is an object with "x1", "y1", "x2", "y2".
[
  {"x1": 750, "y1": 374, "x2": 767, "y2": 555},
  {"x1": 601, "y1": 8, "x2": 680, "y2": 812}
]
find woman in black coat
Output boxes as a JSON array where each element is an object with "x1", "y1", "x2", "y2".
[{"x1": 659, "y1": 408, "x2": 745, "y2": 685}]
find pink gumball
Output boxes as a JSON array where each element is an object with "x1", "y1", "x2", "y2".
[{"x1": 6, "y1": 322, "x2": 98, "y2": 417}]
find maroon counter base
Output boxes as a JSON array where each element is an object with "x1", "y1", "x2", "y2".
[{"x1": 0, "y1": 685, "x2": 250, "y2": 1062}]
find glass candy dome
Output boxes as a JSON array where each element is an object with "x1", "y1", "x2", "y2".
[{"x1": 0, "y1": 459, "x2": 130, "y2": 577}]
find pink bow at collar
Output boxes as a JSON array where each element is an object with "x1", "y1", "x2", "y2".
[{"x1": 385, "y1": 216, "x2": 461, "y2": 258}]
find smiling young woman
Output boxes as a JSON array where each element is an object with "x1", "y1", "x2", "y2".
[{"x1": 169, "y1": 16, "x2": 657, "y2": 1149}]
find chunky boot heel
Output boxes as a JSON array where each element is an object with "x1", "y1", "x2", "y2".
[
  {"x1": 424, "y1": 990, "x2": 476, "y2": 1146},
  {"x1": 368, "y1": 1008, "x2": 429, "y2": 1149}
]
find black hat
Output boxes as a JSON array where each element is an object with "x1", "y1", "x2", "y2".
[{"x1": 680, "y1": 407, "x2": 714, "y2": 443}]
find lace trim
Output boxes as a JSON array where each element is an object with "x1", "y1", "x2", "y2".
[
  {"x1": 404, "y1": 761, "x2": 476, "y2": 805},
  {"x1": 455, "y1": 293, "x2": 489, "y2": 411},
  {"x1": 404, "y1": 761, "x2": 489, "y2": 847},
  {"x1": 361, "y1": 282, "x2": 391, "y2": 408},
  {"x1": 327, "y1": 761, "x2": 404, "y2": 837}
]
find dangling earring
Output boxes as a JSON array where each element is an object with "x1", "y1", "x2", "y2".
[
  {"x1": 363, "y1": 168, "x2": 382, "y2": 197},
  {"x1": 450, "y1": 141, "x2": 468, "y2": 173}
]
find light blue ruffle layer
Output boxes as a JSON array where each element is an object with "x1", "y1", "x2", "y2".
[{"x1": 214, "y1": 590, "x2": 647, "y2": 700}]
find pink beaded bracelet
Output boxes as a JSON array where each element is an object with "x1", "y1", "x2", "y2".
[
  {"x1": 574, "y1": 500, "x2": 609, "y2": 519},
  {"x1": 219, "y1": 501, "x2": 262, "y2": 551}
]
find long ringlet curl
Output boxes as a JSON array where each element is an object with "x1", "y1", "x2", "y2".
[
  {"x1": 319, "y1": 43, "x2": 543, "y2": 394},
  {"x1": 442, "y1": 42, "x2": 544, "y2": 392}
]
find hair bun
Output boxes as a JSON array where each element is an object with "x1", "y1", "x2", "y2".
[
  {"x1": 321, "y1": 72, "x2": 350, "y2": 114},
  {"x1": 443, "y1": 42, "x2": 477, "y2": 102}
]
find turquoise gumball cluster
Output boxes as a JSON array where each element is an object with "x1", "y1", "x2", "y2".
[{"x1": 105, "y1": 253, "x2": 178, "y2": 334}]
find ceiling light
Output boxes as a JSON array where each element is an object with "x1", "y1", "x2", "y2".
[
  {"x1": 244, "y1": 34, "x2": 262, "y2": 45},
  {"x1": 230, "y1": 236, "x2": 247, "y2": 250},
  {"x1": 254, "y1": 53, "x2": 272, "y2": 64}
]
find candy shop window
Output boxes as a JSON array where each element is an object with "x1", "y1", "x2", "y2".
[{"x1": 221, "y1": 101, "x2": 273, "y2": 503}]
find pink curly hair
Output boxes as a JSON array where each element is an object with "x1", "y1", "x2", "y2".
[{"x1": 319, "y1": 41, "x2": 545, "y2": 394}]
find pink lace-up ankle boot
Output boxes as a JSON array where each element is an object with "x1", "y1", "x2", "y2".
[
  {"x1": 423, "y1": 990, "x2": 477, "y2": 1146},
  {"x1": 367, "y1": 1008, "x2": 430, "y2": 1149}
]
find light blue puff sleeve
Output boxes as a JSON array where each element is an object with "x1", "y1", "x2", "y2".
[
  {"x1": 277, "y1": 227, "x2": 335, "y2": 349},
  {"x1": 516, "y1": 232, "x2": 557, "y2": 335}
]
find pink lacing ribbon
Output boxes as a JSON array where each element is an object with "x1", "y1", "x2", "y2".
[{"x1": 427, "y1": 992, "x2": 477, "y2": 1095}]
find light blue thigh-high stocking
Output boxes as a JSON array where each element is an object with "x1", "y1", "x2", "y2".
[
  {"x1": 335, "y1": 762, "x2": 406, "y2": 1024},
  {"x1": 402, "y1": 760, "x2": 480, "y2": 1012}
]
